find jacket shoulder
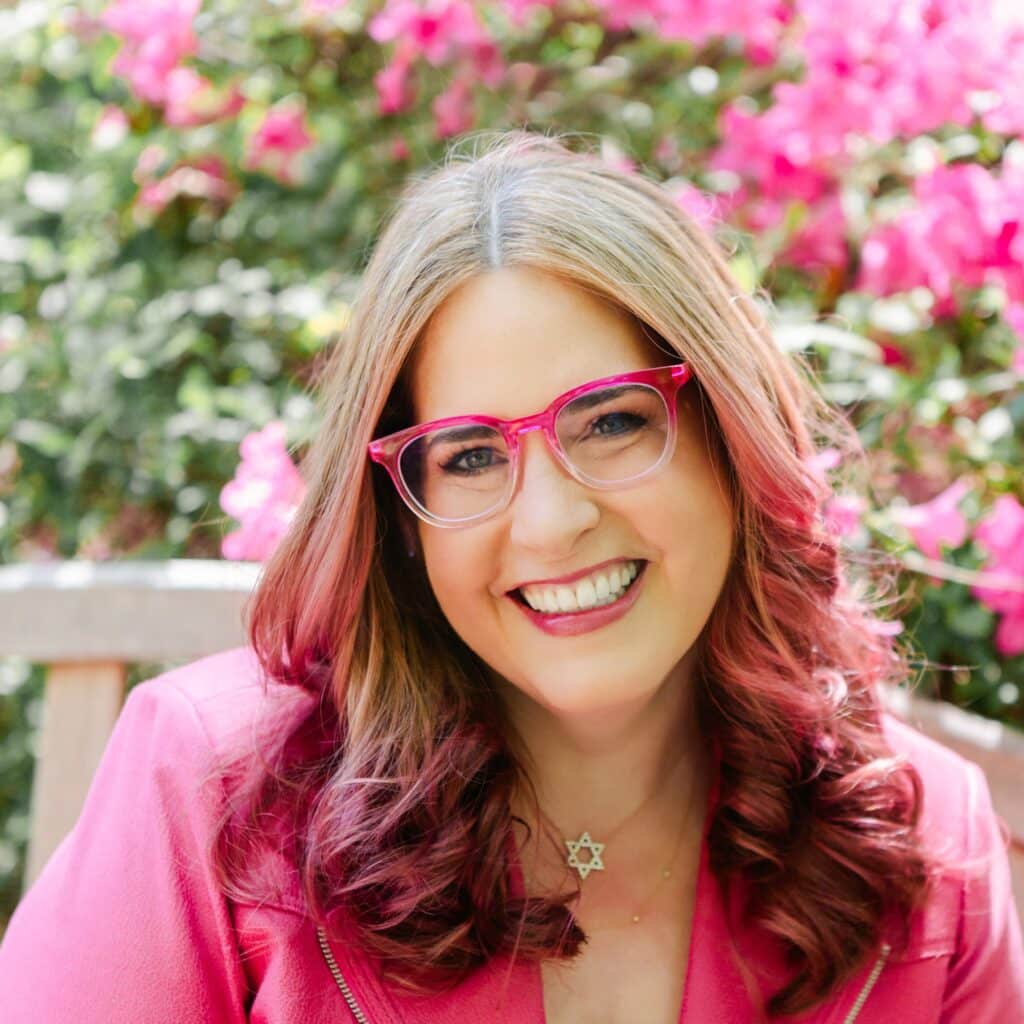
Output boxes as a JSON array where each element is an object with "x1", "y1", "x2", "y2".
[
  {"x1": 130, "y1": 645, "x2": 318, "y2": 915},
  {"x1": 881, "y1": 710, "x2": 979, "y2": 851},
  {"x1": 132, "y1": 645, "x2": 317, "y2": 765}
]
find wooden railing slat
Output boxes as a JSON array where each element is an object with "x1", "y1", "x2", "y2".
[{"x1": 24, "y1": 662, "x2": 126, "y2": 887}]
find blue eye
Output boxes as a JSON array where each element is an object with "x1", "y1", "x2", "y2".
[
  {"x1": 590, "y1": 411, "x2": 646, "y2": 437},
  {"x1": 441, "y1": 447, "x2": 505, "y2": 475}
]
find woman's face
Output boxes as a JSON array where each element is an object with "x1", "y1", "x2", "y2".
[{"x1": 409, "y1": 266, "x2": 734, "y2": 722}]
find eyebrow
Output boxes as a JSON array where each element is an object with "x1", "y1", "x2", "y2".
[
  {"x1": 562, "y1": 383, "x2": 630, "y2": 411},
  {"x1": 424, "y1": 424, "x2": 498, "y2": 450},
  {"x1": 420, "y1": 382, "x2": 632, "y2": 444}
]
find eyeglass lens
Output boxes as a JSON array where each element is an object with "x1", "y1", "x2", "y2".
[{"x1": 397, "y1": 383, "x2": 671, "y2": 521}]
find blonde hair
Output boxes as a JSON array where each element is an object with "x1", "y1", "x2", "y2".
[{"x1": 217, "y1": 130, "x2": 930, "y2": 1018}]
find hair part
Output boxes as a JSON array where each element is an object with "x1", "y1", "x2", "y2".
[{"x1": 210, "y1": 129, "x2": 932, "y2": 1017}]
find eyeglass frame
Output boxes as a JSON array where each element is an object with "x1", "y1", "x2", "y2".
[{"x1": 367, "y1": 362, "x2": 693, "y2": 529}]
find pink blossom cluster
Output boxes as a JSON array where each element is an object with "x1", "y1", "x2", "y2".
[
  {"x1": 242, "y1": 105, "x2": 316, "y2": 184},
  {"x1": 368, "y1": 0, "x2": 503, "y2": 135},
  {"x1": 589, "y1": 0, "x2": 790, "y2": 64},
  {"x1": 102, "y1": 0, "x2": 200, "y2": 105},
  {"x1": 364, "y1": 0, "x2": 790, "y2": 136},
  {"x1": 671, "y1": 180, "x2": 721, "y2": 231},
  {"x1": 132, "y1": 148, "x2": 236, "y2": 216},
  {"x1": 806, "y1": 448, "x2": 869, "y2": 540},
  {"x1": 102, "y1": 0, "x2": 243, "y2": 129},
  {"x1": 163, "y1": 67, "x2": 244, "y2": 128},
  {"x1": 858, "y1": 160, "x2": 1024, "y2": 317},
  {"x1": 710, "y1": 105, "x2": 848, "y2": 271},
  {"x1": 710, "y1": 0, "x2": 1024, "y2": 274},
  {"x1": 734, "y1": 0, "x2": 1024, "y2": 169},
  {"x1": 889, "y1": 479, "x2": 972, "y2": 560},
  {"x1": 972, "y1": 495, "x2": 1024, "y2": 656},
  {"x1": 886, "y1": 482, "x2": 1024, "y2": 656},
  {"x1": 803, "y1": 462, "x2": 1024, "y2": 655},
  {"x1": 220, "y1": 422, "x2": 307, "y2": 562}
]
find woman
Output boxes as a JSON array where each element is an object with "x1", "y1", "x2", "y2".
[{"x1": 1, "y1": 130, "x2": 1022, "y2": 1023}]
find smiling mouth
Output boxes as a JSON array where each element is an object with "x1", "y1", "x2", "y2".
[{"x1": 510, "y1": 560, "x2": 647, "y2": 615}]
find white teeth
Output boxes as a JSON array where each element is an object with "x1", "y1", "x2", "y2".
[{"x1": 519, "y1": 561, "x2": 642, "y2": 614}]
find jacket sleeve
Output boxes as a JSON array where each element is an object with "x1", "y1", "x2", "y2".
[
  {"x1": 940, "y1": 760, "x2": 1024, "y2": 1021},
  {"x1": 0, "y1": 677, "x2": 249, "y2": 1023}
]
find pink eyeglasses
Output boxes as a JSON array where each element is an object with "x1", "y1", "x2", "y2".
[{"x1": 368, "y1": 363, "x2": 692, "y2": 528}]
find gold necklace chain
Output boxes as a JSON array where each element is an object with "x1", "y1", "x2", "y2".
[
  {"x1": 561, "y1": 751, "x2": 692, "y2": 882},
  {"x1": 620, "y1": 775, "x2": 697, "y2": 925},
  {"x1": 564, "y1": 755, "x2": 701, "y2": 927}
]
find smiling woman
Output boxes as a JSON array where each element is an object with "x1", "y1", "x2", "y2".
[{"x1": 1, "y1": 130, "x2": 1022, "y2": 1023}]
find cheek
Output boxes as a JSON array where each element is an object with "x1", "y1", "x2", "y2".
[
  {"x1": 420, "y1": 536, "x2": 496, "y2": 630},
  {"x1": 644, "y1": 467, "x2": 734, "y2": 598}
]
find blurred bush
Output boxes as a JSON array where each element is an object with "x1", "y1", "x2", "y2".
[{"x1": 1, "y1": 0, "x2": 1023, "y2": 926}]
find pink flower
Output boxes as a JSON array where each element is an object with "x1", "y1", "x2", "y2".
[
  {"x1": 374, "y1": 49, "x2": 417, "y2": 115},
  {"x1": 713, "y1": 104, "x2": 835, "y2": 205},
  {"x1": 133, "y1": 143, "x2": 167, "y2": 182},
  {"x1": 432, "y1": 75, "x2": 475, "y2": 138},
  {"x1": 497, "y1": 0, "x2": 559, "y2": 28},
  {"x1": 590, "y1": 0, "x2": 789, "y2": 61},
  {"x1": 858, "y1": 162, "x2": 1024, "y2": 314},
  {"x1": 135, "y1": 155, "x2": 235, "y2": 215},
  {"x1": 466, "y1": 37, "x2": 506, "y2": 88},
  {"x1": 369, "y1": 0, "x2": 489, "y2": 67},
  {"x1": 672, "y1": 181, "x2": 719, "y2": 231},
  {"x1": 972, "y1": 495, "x2": 1024, "y2": 656},
  {"x1": 890, "y1": 478, "x2": 972, "y2": 560},
  {"x1": 824, "y1": 494, "x2": 867, "y2": 538},
  {"x1": 707, "y1": 0, "x2": 1024, "y2": 253},
  {"x1": 243, "y1": 105, "x2": 315, "y2": 185},
  {"x1": 780, "y1": 193, "x2": 848, "y2": 271},
  {"x1": 808, "y1": 447, "x2": 843, "y2": 476},
  {"x1": 879, "y1": 343, "x2": 914, "y2": 371},
  {"x1": 220, "y1": 422, "x2": 306, "y2": 563},
  {"x1": 163, "y1": 67, "x2": 244, "y2": 128},
  {"x1": 91, "y1": 105, "x2": 130, "y2": 149},
  {"x1": 102, "y1": 0, "x2": 200, "y2": 104}
]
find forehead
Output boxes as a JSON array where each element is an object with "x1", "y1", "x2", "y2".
[{"x1": 410, "y1": 267, "x2": 664, "y2": 422}]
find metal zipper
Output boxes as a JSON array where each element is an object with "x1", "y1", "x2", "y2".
[
  {"x1": 317, "y1": 926, "x2": 373, "y2": 1024},
  {"x1": 841, "y1": 943, "x2": 891, "y2": 1024}
]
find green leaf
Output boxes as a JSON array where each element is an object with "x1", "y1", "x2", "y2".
[
  {"x1": 946, "y1": 603, "x2": 995, "y2": 640},
  {"x1": 11, "y1": 420, "x2": 73, "y2": 458}
]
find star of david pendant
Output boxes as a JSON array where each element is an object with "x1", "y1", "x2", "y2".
[{"x1": 564, "y1": 831, "x2": 605, "y2": 880}]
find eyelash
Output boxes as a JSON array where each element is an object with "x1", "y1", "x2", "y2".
[{"x1": 436, "y1": 410, "x2": 647, "y2": 475}]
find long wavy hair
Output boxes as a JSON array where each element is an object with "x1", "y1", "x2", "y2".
[{"x1": 210, "y1": 130, "x2": 932, "y2": 1017}]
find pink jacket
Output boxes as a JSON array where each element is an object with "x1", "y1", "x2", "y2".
[{"x1": 2, "y1": 646, "x2": 1022, "y2": 1023}]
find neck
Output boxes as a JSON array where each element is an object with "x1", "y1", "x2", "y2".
[{"x1": 500, "y1": 651, "x2": 706, "y2": 851}]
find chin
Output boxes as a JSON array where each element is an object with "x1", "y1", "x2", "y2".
[{"x1": 524, "y1": 668, "x2": 662, "y2": 719}]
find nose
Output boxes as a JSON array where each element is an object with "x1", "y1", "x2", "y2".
[{"x1": 506, "y1": 429, "x2": 600, "y2": 555}]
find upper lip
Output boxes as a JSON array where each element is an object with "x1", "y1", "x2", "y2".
[{"x1": 506, "y1": 557, "x2": 642, "y2": 594}]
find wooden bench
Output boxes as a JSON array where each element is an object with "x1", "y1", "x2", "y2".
[{"x1": 2, "y1": 559, "x2": 1022, "y2": 927}]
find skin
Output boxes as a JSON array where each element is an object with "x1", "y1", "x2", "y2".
[{"x1": 409, "y1": 265, "x2": 735, "y2": 1022}]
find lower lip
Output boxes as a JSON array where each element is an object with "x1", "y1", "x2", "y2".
[{"x1": 509, "y1": 563, "x2": 648, "y2": 637}]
